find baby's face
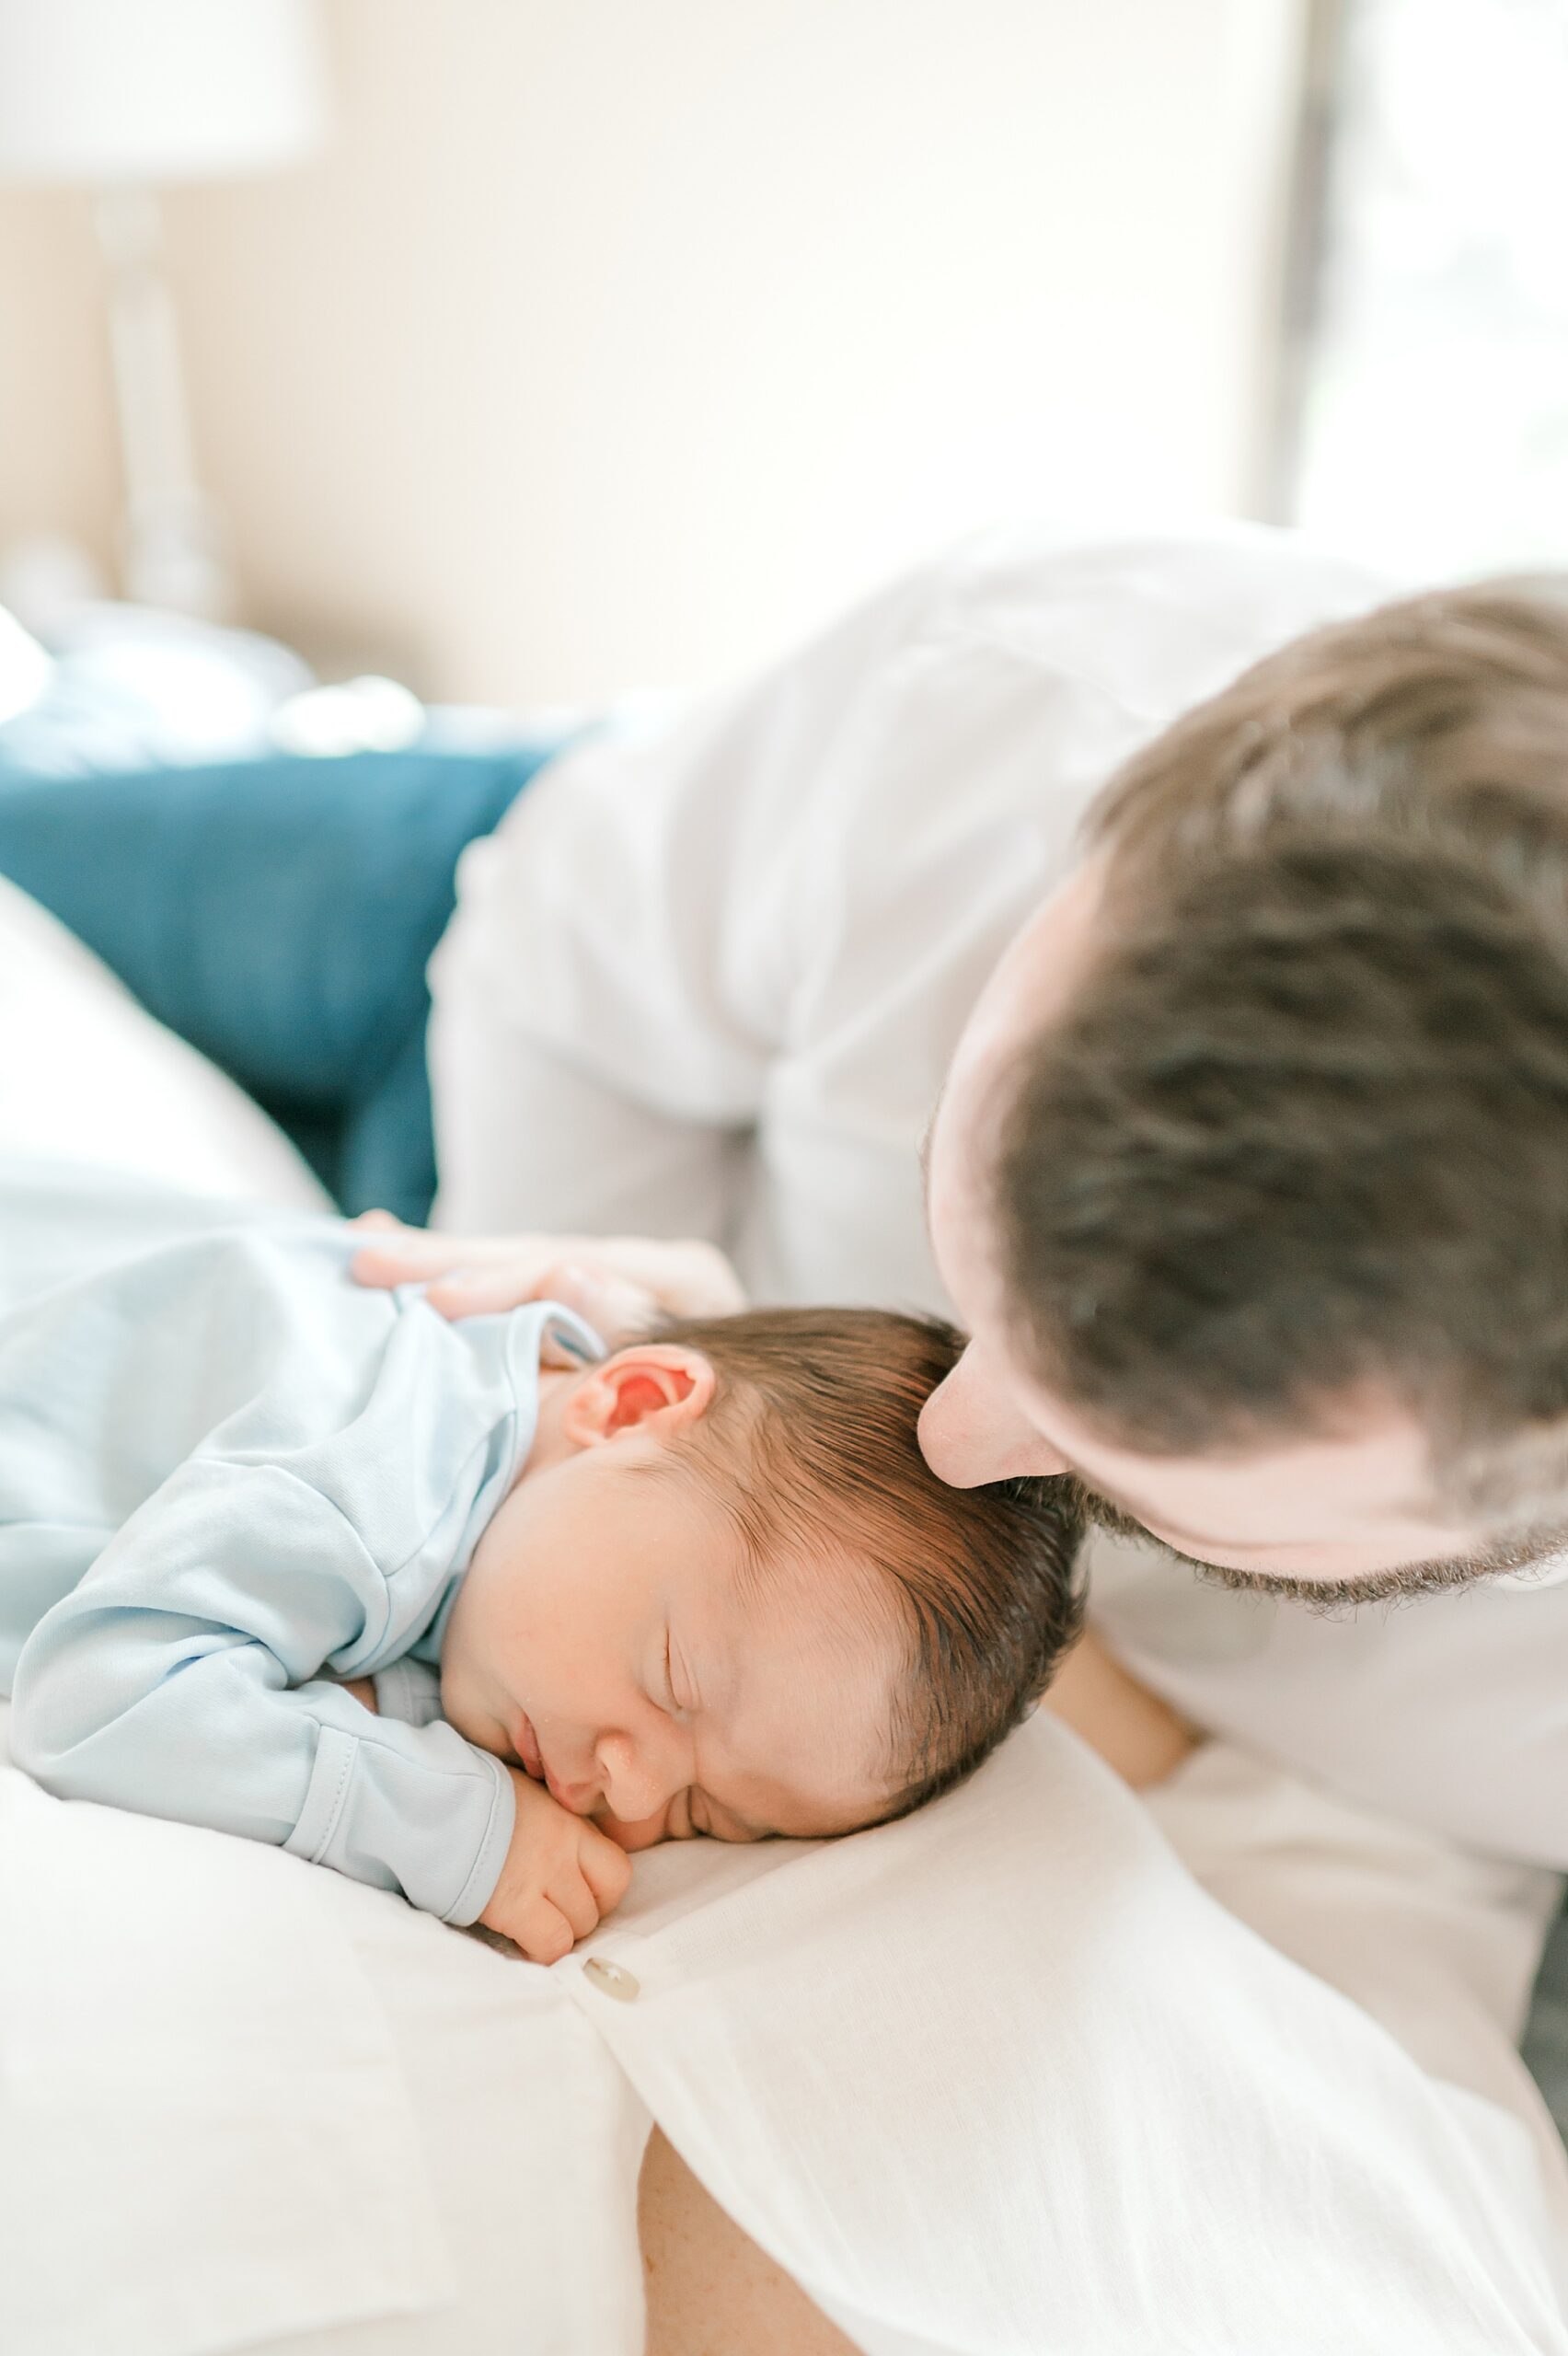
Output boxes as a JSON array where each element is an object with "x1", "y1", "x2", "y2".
[{"x1": 440, "y1": 1346, "x2": 906, "y2": 1850}]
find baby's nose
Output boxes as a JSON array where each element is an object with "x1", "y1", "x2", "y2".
[{"x1": 595, "y1": 1731, "x2": 675, "y2": 1824}]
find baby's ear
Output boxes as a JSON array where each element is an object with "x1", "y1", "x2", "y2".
[{"x1": 559, "y1": 1345, "x2": 718, "y2": 1448}]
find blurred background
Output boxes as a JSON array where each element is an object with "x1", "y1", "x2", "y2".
[{"x1": 0, "y1": 0, "x2": 1563, "y2": 712}]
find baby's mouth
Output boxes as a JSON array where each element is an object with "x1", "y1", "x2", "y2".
[
  {"x1": 512, "y1": 1709, "x2": 546, "y2": 1781},
  {"x1": 513, "y1": 1709, "x2": 596, "y2": 1813}
]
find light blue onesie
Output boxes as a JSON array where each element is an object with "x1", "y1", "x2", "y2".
[{"x1": 1, "y1": 1161, "x2": 597, "y2": 1926}]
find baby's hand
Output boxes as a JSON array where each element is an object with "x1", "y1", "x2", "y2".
[{"x1": 479, "y1": 1767, "x2": 632, "y2": 1962}]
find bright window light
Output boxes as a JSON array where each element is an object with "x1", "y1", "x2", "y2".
[{"x1": 1289, "y1": 0, "x2": 1568, "y2": 580}]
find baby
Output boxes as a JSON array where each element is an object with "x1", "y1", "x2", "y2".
[{"x1": 2, "y1": 1164, "x2": 1082, "y2": 1961}]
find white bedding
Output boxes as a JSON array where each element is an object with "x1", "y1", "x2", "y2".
[
  {"x1": 4, "y1": 872, "x2": 1568, "y2": 2355},
  {"x1": 0, "y1": 875, "x2": 329, "y2": 1212},
  {"x1": 6, "y1": 1699, "x2": 1566, "y2": 2356},
  {"x1": 0, "y1": 1731, "x2": 649, "y2": 2356}
]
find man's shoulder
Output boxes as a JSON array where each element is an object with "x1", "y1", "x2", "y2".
[
  {"x1": 894, "y1": 518, "x2": 1395, "y2": 699},
  {"x1": 801, "y1": 522, "x2": 1396, "y2": 874}
]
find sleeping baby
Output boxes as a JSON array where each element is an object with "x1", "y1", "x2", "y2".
[{"x1": 1, "y1": 1163, "x2": 1081, "y2": 1960}]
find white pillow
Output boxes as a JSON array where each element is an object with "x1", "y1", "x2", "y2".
[
  {"x1": 0, "y1": 872, "x2": 329, "y2": 1209},
  {"x1": 0, "y1": 1750, "x2": 650, "y2": 2356}
]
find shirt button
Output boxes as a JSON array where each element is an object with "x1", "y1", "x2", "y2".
[{"x1": 582, "y1": 1955, "x2": 640, "y2": 2003}]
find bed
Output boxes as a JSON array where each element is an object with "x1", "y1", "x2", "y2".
[{"x1": 4, "y1": 873, "x2": 1568, "y2": 2356}]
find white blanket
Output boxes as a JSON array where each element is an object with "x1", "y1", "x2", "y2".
[{"x1": 4, "y1": 872, "x2": 1568, "y2": 2354}]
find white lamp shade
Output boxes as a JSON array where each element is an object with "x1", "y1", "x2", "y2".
[{"x1": 0, "y1": 0, "x2": 329, "y2": 183}]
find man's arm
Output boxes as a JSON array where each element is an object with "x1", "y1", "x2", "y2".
[
  {"x1": 640, "y1": 2131, "x2": 859, "y2": 2356},
  {"x1": 426, "y1": 641, "x2": 838, "y2": 1242},
  {"x1": 1043, "y1": 1626, "x2": 1199, "y2": 1787},
  {"x1": 424, "y1": 557, "x2": 1081, "y2": 1311}
]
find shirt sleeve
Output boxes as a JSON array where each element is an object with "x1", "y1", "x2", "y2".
[
  {"x1": 372, "y1": 1656, "x2": 447, "y2": 1727},
  {"x1": 424, "y1": 563, "x2": 951, "y2": 1253},
  {"x1": 427, "y1": 528, "x2": 1391, "y2": 1306},
  {"x1": 8, "y1": 1455, "x2": 513, "y2": 1926},
  {"x1": 426, "y1": 560, "x2": 1096, "y2": 1304}
]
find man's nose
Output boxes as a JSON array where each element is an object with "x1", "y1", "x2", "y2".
[{"x1": 917, "y1": 1343, "x2": 1070, "y2": 1486}]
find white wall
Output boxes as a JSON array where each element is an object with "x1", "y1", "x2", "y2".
[{"x1": 0, "y1": 0, "x2": 1306, "y2": 702}]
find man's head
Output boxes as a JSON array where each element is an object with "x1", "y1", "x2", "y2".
[
  {"x1": 440, "y1": 1306, "x2": 1082, "y2": 1849},
  {"x1": 921, "y1": 577, "x2": 1568, "y2": 1602}
]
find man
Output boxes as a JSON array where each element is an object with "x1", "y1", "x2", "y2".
[
  {"x1": 348, "y1": 520, "x2": 1568, "y2": 2338},
  {"x1": 361, "y1": 521, "x2": 1568, "y2": 1864}
]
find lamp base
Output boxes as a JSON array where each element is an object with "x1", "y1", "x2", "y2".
[
  {"x1": 121, "y1": 485, "x2": 236, "y2": 622},
  {"x1": 96, "y1": 188, "x2": 238, "y2": 622}
]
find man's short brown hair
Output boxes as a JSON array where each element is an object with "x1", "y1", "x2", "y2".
[
  {"x1": 992, "y1": 578, "x2": 1568, "y2": 1527},
  {"x1": 656, "y1": 1306, "x2": 1084, "y2": 1817}
]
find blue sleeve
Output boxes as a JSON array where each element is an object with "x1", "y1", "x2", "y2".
[
  {"x1": 372, "y1": 1657, "x2": 446, "y2": 1727},
  {"x1": 8, "y1": 1456, "x2": 513, "y2": 1925}
]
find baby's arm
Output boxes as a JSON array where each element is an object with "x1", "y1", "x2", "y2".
[
  {"x1": 1042, "y1": 1627, "x2": 1199, "y2": 1788},
  {"x1": 339, "y1": 1677, "x2": 629, "y2": 1958},
  {"x1": 10, "y1": 1455, "x2": 516, "y2": 1928}
]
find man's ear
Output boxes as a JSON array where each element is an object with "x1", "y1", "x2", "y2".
[{"x1": 559, "y1": 1345, "x2": 718, "y2": 1449}]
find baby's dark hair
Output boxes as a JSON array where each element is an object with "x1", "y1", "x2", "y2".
[{"x1": 652, "y1": 1306, "x2": 1084, "y2": 1820}]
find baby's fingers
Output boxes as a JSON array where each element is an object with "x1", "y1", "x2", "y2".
[
  {"x1": 513, "y1": 1900, "x2": 578, "y2": 1967},
  {"x1": 579, "y1": 1824, "x2": 634, "y2": 1915},
  {"x1": 548, "y1": 1865, "x2": 605, "y2": 1945}
]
